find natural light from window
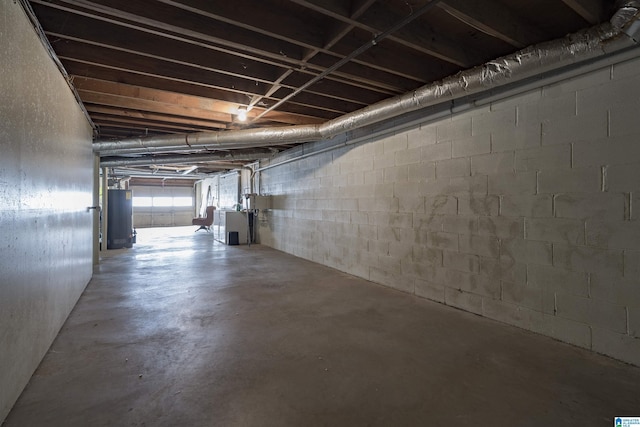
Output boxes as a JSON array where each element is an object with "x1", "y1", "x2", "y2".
[{"x1": 133, "y1": 196, "x2": 192, "y2": 207}]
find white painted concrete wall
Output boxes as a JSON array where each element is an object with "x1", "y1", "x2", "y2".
[
  {"x1": 0, "y1": 2, "x2": 94, "y2": 421},
  {"x1": 196, "y1": 178, "x2": 216, "y2": 217},
  {"x1": 258, "y1": 54, "x2": 640, "y2": 365},
  {"x1": 195, "y1": 173, "x2": 240, "y2": 215},
  {"x1": 219, "y1": 172, "x2": 241, "y2": 209}
]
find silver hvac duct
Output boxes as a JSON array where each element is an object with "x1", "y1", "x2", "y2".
[
  {"x1": 100, "y1": 148, "x2": 275, "y2": 167},
  {"x1": 93, "y1": 2, "x2": 640, "y2": 156},
  {"x1": 98, "y1": 140, "x2": 283, "y2": 157},
  {"x1": 96, "y1": 125, "x2": 321, "y2": 155}
]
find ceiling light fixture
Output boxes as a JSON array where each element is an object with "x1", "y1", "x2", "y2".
[{"x1": 236, "y1": 107, "x2": 247, "y2": 122}]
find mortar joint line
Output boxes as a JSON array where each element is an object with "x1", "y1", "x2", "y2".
[
  {"x1": 601, "y1": 165, "x2": 608, "y2": 192},
  {"x1": 570, "y1": 143, "x2": 574, "y2": 169},
  {"x1": 626, "y1": 306, "x2": 630, "y2": 336}
]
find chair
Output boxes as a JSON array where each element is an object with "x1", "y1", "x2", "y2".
[{"x1": 192, "y1": 206, "x2": 215, "y2": 232}]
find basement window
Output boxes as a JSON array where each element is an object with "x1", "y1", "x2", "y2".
[
  {"x1": 133, "y1": 196, "x2": 193, "y2": 208},
  {"x1": 132, "y1": 197, "x2": 152, "y2": 207},
  {"x1": 173, "y1": 197, "x2": 193, "y2": 207},
  {"x1": 152, "y1": 197, "x2": 173, "y2": 207}
]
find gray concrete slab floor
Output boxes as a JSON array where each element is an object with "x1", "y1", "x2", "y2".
[{"x1": 4, "y1": 226, "x2": 640, "y2": 426}]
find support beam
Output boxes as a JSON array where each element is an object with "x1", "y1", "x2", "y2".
[
  {"x1": 33, "y1": 0, "x2": 422, "y2": 95},
  {"x1": 77, "y1": 90, "x2": 232, "y2": 123},
  {"x1": 436, "y1": 0, "x2": 548, "y2": 48},
  {"x1": 74, "y1": 78, "x2": 237, "y2": 117},
  {"x1": 86, "y1": 106, "x2": 229, "y2": 130},
  {"x1": 561, "y1": 0, "x2": 606, "y2": 24},
  {"x1": 289, "y1": 0, "x2": 483, "y2": 67},
  {"x1": 67, "y1": 64, "x2": 341, "y2": 119}
]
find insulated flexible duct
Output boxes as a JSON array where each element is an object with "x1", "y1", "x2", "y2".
[
  {"x1": 94, "y1": 2, "x2": 640, "y2": 157},
  {"x1": 100, "y1": 148, "x2": 276, "y2": 168}
]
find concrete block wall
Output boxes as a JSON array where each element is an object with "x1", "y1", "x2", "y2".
[
  {"x1": 258, "y1": 54, "x2": 640, "y2": 365},
  {"x1": 195, "y1": 173, "x2": 241, "y2": 214},
  {"x1": 219, "y1": 173, "x2": 241, "y2": 209}
]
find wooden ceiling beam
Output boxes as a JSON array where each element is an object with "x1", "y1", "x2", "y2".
[
  {"x1": 49, "y1": 28, "x2": 411, "y2": 98},
  {"x1": 281, "y1": 71, "x2": 388, "y2": 105},
  {"x1": 255, "y1": 110, "x2": 324, "y2": 126},
  {"x1": 53, "y1": 39, "x2": 273, "y2": 98},
  {"x1": 560, "y1": 0, "x2": 606, "y2": 24},
  {"x1": 85, "y1": 105, "x2": 229, "y2": 129},
  {"x1": 32, "y1": 0, "x2": 307, "y2": 64},
  {"x1": 34, "y1": 5, "x2": 286, "y2": 83},
  {"x1": 77, "y1": 90, "x2": 233, "y2": 123},
  {"x1": 79, "y1": 79, "x2": 327, "y2": 127},
  {"x1": 329, "y1": 29, "x2": 459, "y2": 83},
  {"x1": 168, "y1": 0, "x2": 456, "y2": 92},
  {"x1": 33, "y1": 0, "x2": 417, "y2": 94},
  {"x1": 98, "y1": 129, "x2": 165, "y2": 139},
  {"x1": 74, "y1": 77, "x2": 236, "y2": 116},
  {"x1": 89, "y1": 114, "x2": 223, "y2": 133},
  {"x1": 157, "y1": 0, "x2": 328, "y2": 49},
  {"x1": 66, "y1": 61, "x2": 249, "y2": 105},
  {"x1": 436, "y1": 0, "x2": 548, "y2": 48},
  {"x1": 94, "y1": 122, "x2": 185, "y2": 135},
  {"x1": 349, "y1": 0, "x2": 377, "y2": 17},
  {"x1": 308, "y1": 53, "x2": 428, "y2": 90},
  {"x1": 288, "y1": 0, "x2": 483, "y2": 68},
  {"x1": 65, "y1": 57, "x2": 356, "y2": 115},
  {"x1": 155, "y1": 0, "x2": 432, "y2": 89},
  {"x1": 55, "y1": 39, "x2": 380, "y2": 111},
  {"x1": 269, "y1": 87, "x2": 366, "y2": 114},
  {"x1": 247, "y1": 0, "x2": 379, "y2": 112},
  {"x1": 65, "y1": 61, "x2": 342, "y2": 119}
]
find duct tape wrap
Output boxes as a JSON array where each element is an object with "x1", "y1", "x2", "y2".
[{"x1": 612, "y1": 1, "x2": 640, "y2": 28}]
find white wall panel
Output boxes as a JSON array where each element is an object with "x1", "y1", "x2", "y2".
[{"x1": 0, "y1": 2, "x2": 94, "y2": 421}]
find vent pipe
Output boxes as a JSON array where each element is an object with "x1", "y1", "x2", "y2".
[{"x1": 94, "y1": 2, "x2": 640, "y2": 156}]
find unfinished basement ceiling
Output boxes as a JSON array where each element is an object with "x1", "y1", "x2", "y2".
[{"x1": 29, "y1": 0, "x2": 613, "y2": 177}]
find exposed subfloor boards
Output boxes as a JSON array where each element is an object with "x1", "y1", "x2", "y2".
[{"x1": 5, "y1": 226, "x2": 640, "y2": 426}]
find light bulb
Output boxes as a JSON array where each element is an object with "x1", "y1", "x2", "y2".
[{"x1": 237, "y1": 107, "x2": 247, "y2": 121}]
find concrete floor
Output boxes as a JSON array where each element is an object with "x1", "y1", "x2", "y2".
[{"x1": 5, "y1": 227, "x2": 640, "y2": 426}]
